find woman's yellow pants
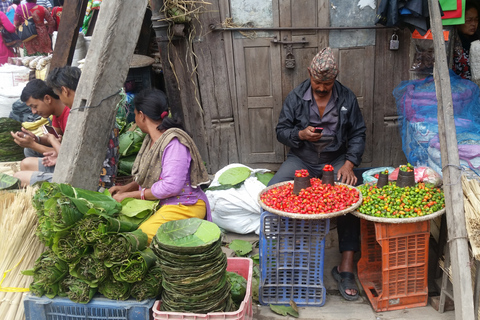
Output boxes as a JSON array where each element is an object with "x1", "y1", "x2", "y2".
[{"x1": 139, "y1": 200, "x2": 207, "y2": 244}]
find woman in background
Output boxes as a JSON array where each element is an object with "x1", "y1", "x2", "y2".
[
  {"x1": 50, "y1": 0, "x2": 62, "y2": 31},
  {"x1": 453, "y1": 1, "x2": 479, "y2": 79},
  {"x1": 14, "y1": 0, "x2": 54, "y2": 56},
  {"x1": 6, "y1": 0, "x2": 20, "y2": 23},
  {"x1": 0, "y1": 11, "x2": 16, "y2": 64},
  {"x1": 109, "y1": 89, "x2": 211, "y2": 243}
]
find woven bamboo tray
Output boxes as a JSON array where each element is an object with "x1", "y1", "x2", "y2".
[
  {"x1": 351, "y1": 207, "x2": 445, "y2": 224},
  {"x1": 257, "y1": 180, "x2": 363, "y2": 220}
]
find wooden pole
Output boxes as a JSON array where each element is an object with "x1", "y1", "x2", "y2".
[
  {"x1": 150, "y1": 0, "x2": 186, "y2": 122},
  {"x1": 427, "y1": 0, "x2": 475, "y2": 318},
  {"x1": 50, "y1": 0, "x2": 89, "y2": 69},
  {"x1": 52, "y1": 0, "x2": 149, "y2": 190}
]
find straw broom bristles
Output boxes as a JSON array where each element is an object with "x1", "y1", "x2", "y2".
[
  {"x1": 0, "y1": 187, "x2": 45, "y2": 320},
  {"x1": 462, "y1": 176, "x2": 480, "y2": 260}
]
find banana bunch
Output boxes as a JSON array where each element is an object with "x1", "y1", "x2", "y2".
[{"x1": 22, "y1": 117, "x2": 50, "y2": 136}]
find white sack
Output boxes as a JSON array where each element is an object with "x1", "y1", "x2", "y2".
[{"x1": 206, "y1": 163, "x2": 270, "y2": 235}]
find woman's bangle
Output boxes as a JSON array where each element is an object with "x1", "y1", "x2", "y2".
[
  {"x1": 140, "y1": 188, "x2": 146, "y2": 200},
  {"x1": 35, "y1": 135, "x2": 40, "y2": 143}
]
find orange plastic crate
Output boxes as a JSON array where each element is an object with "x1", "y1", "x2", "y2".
[{"x1": 357, "y1": 219, "x2": 430, "y2": 312}]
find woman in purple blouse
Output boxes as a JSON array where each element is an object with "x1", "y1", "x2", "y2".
[{"x1": 109, "y1": 89, "x2": 211, "y2": 243}]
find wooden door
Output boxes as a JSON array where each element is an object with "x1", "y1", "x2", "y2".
[
  {"x1": 230, "y1": 0, "x2": 284, "y2": 168},
  {"x1": 233, "y1": 36, "x2": 284, "y2": 167},
  {"x1": 230, "y1": 0, "x2": 374, "y2": 169}
]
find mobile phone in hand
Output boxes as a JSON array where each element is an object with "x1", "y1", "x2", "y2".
[
  {"x1": 43, "y1": 125, "x2": 59, "y2": 138},
  {"x1": 314, "y1": 127, "x2": 323, "y2": 134}
]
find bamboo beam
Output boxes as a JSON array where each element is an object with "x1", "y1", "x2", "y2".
[{"x1": 427, "y1": 0, "x2": 475, "y2": 318}]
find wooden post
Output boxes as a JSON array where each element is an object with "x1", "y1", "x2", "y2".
[
  {"x1": 427, "y1": 0, "x2": 475, "y2": 318},
  {"x1": 52, "y1": 0, "x2": 149, "y2": 190},
  {"x1": 150, "y1": 0, "x2": 186, "y2": 124},
  {"x1": 50, "y1": 0, "x2": 89, "y2": 69}
]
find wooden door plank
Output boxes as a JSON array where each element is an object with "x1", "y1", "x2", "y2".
[
  {"x1": 53, "y1": 0, "x2": 148, "y2": 190},
  {"x1": 336, "y1": 47, "x2": 374, "y2": 165},
  {"x1": 372, "y1": 28, "x2": 410, "y2": 167},
  {"x1": 51, "y1": 0, "x2": 89, "y2": 69}
]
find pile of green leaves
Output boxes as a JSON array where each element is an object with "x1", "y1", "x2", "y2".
[
  {"x1": 26, "y1": 182, "x2": 162, "y2": 303},
  {"x1": 207, "y1": 167, "x2": 275, "y2": 191},
  {"x1": 130, "y1": 265, "x2": 163, "y2": 301},
  {"x1": 151, "y1": 218, "x2": 234, "y2": 313},
  {"x1": 23, "y1": 249, "x2": 69, "y2": 299},
  {"x1": 33, "y1": 182, "x2": 122, "y2": 246},
  {"x1": 0, "y1": 173, "x2": 20, "y2": 190},
  {"x1": 60, "y1": 275, "x2": 97, "y2": 304},
  {"x1": 118, "y1": 123, "x2": 146, "y2": 176},
  {"x1": 226, "y1": 271, "x2": 247, "y2": 306},
  {"x1": 0, "y1": 117, "x2": 25, "y2": 162}
]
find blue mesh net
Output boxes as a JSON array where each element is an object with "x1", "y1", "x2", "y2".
[{"x1": 393, "y1": 70, "x2": 480, "y2": 175}]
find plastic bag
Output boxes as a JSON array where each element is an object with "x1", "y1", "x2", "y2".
[
  {"x1": 362, "y1": 167, "x2": 396, "y2": 184},
  {"x1": 206, "y1": 164, "x2": 270, "y2": 235},
  {"x1": 389, "y1": 166, "x2": 442, "y2": 186}
]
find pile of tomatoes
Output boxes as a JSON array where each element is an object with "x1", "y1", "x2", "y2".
[
  {"x1": 323, "y1": 164, "x2": 334, "y2": 172},
  {"x1": 295, "y1": 169, "x2": 309, "y2": 177},
  {"x1": 260, "y1": 178, "x2": 360, "y2": 214},
  {"x1": 358, "y1": 182, "x2": 445, "y2": 218}
]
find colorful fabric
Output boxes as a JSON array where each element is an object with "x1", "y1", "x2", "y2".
[
  {"x1": 453, "y1": 31, "x2": 479, "y2": 80},
  {"x1": 6, "y1": 4, "x2": 16, "y2": 23},
  {"x1": 51, "y1": 6, "x2": 61, "y2": 31},
  {"x1": 308, "y1": 47, "x2": 338, "y2": 81},
  {"x1": 0, "y1": 11, "x2": 15, "y2": 64},
  {"x1": 14, "y1": 4, "x2": 54, "y2": 55},
  {"x1": 36, "y1": 0, "x2": 52, "y2": 8},
  {"x1": 99, "y1": 125, "x2": 119, "y2": 189},
  {"x1": 82, "y1": 0, "x2": 101, "y2": 35},
  {"x1": 51, "y1": 106, "x2": 70, "y2": 134},
  {"x1": 132, "y1": 128, "x2": 209, "y2": 189},
  {"x1": 139, "y1": 200, "x2": 207, "y2": 244},
  {"x1": 0, "y1": 1, "x2": 11, "y2": 14},
  {"x1": 149, "y1": 138, "x2": 210, "y2": 216}
]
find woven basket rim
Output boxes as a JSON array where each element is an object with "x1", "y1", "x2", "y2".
[
  {"x1": 257, "y1": 180, "x2": 363, "y2": 220},
  {"x1": 351, "y1": 207, "x2": 445, "y2": 223}
]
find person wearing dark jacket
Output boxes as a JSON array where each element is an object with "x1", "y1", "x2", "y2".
[
  {"x1": 268, "y1": 47, "x2": 366, "y2": 301},
  {"x1": 453, "y1": 0, "x2": 479, "y2": 80}
]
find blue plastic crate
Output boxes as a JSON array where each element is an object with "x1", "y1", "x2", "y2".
[
  {"x1": 259, "y1": 210, "x2": 329, "y2": 307},
  {"x1": 24, "y1": 294, "x2": 155, "y2": 320}
]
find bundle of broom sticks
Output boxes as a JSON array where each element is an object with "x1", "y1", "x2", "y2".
[
  {"x1": 462, "y1": 175, "x2": 480, "y2": 261},
  {"x1": 0, "y1": 187, "x2": 44, "y2": 320}
]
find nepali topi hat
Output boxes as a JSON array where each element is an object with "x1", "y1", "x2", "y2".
[{"x1": 308, "y1": 47, "x2": 338, "y2": 81}]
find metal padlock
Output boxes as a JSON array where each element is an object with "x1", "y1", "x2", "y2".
[
  {"x1": 390, "y1": 33, "x2": 399, "y2": 51},
  {"x1": 285, "y1": 53, "x2": 296, "y2": 69}
]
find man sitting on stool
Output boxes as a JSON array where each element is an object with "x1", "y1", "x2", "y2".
[{"x1": 268, "y1": 47, "x2": 367, "y2": 301}]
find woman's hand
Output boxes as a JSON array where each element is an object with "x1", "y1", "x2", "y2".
[
  {"x1": 108, "y1": 181, "x2": 138, "y2": 196},
  {"x1": 109, "y1": 185, "x2": 126, "y2": 196},
  {"x1": 112, "y1": 192, "x2": 130, "y2": 203}
]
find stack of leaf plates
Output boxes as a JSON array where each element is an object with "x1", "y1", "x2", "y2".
[{"x1": 151, "y1": 218, "x2": 234, "y2": 313}]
